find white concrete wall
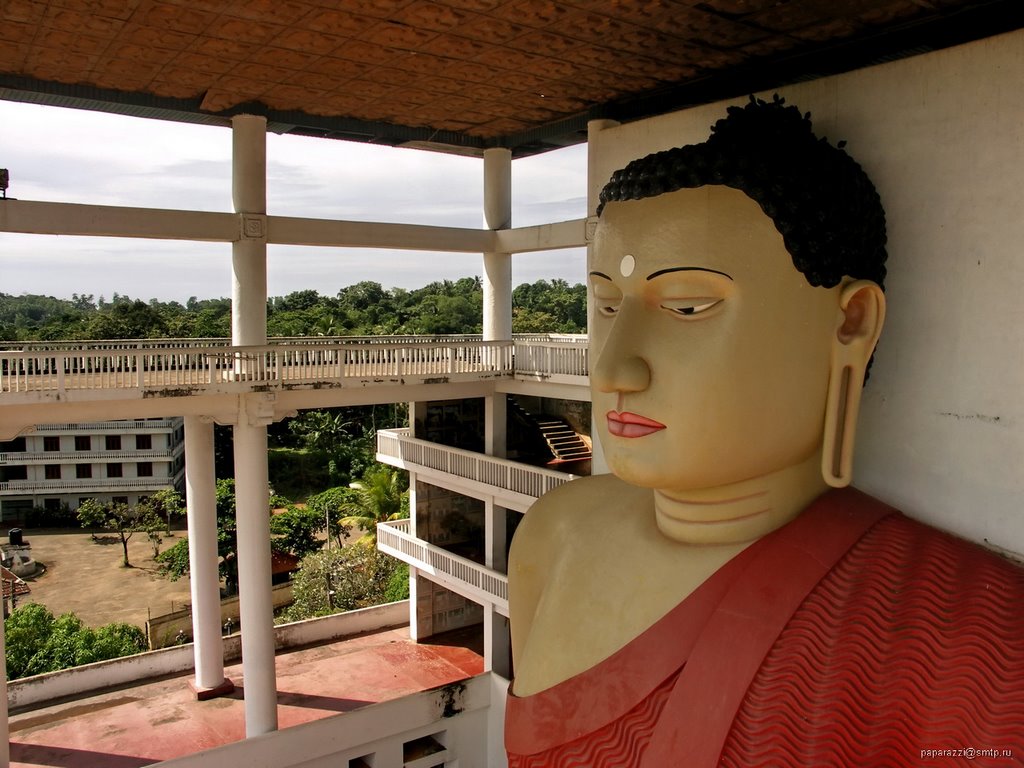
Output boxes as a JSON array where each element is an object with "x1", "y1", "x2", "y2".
[{"x1": 589, "y1": 30, "x2": 1024, "y2": 556}]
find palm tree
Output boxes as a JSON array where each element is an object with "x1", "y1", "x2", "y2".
[{"x1": 338, "y1": 465, "x2": 408, "y2": 543}]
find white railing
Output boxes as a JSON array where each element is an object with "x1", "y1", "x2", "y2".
[
  {"x1": 0, "y1": 333, "x2": 577, "y2": 354},
  {"x1": 33, "y1": 419, "x2": 180, "y2": 431},
  {"x1": 0, "y1": 340, "x2": 515, "y2": 397},
  {"x1": 0, "y1": 337, "x2": 589, "y2": 400},
  {"x1": 0, "y1": 448, "x2": 177, "y2": 464},
  {"x1": 378, "y1": 518, "x2": 509, "y2": 615},
  {"x1": 514, "y1": 339, "x2": 590, "y2": 379},
  {"x1": 0, "y1": 476, "x2": 177, "y2": 493},
  {"x1": 377, "y1": 428, "x2": 578, "y2": 504}
]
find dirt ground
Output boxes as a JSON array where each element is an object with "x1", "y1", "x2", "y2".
[{"x1": 9, "y1": 527, "x2": 195, "y2": 631}]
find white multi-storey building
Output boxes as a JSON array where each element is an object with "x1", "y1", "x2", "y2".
[
  {"x1": 0, "y1": 418, "x2": 185, "y2": 520},
  {"x1": 0, "y1": 4, "x2": 1022, "y2": 767}
]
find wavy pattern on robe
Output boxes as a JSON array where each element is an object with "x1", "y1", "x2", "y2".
[
  {"x1": 508, "y1": 669, "x2": 679, "y2": 767},
  {"x1": 721, "y1": 514, "x2": 1024, "y2": 766}
]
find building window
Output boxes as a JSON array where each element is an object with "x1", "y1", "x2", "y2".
[
  {"x1": 75, "y1": 435, "x2": 91, "y2": 451},
  {"x1": 107, "y1": 463, "x2": 123, "y2": 478},
  {"x1": 112, "y1": 496, "x2": 129, "y2": 506},
  {"x1": 136, "y1": 434, "x2": 152, "y2": 451},
  {"x1": 44, "y1": 464, "x2": 61, "y2": 480},
  {"x1": 137, "y1": 462, "x2": 153, "y2": 477},
  {"x1": 44, "y1": 498, "x2": 61, "y2": 512},
  {"x1": 43, "y1": 436, "x2": 60, "y2": 452},
  {"x1": 76, "y1": 464, "x2": 92, "y2": 479},
  {"x1": 105, "y1": 435, "x2": 121, "y2": 451}
]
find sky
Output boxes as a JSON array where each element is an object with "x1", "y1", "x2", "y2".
[{"x1": 0, "y1": 99, "x2": 589, "y2": 304}]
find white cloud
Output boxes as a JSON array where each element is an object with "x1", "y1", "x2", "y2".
[{"x1": 0, "y1": 100, "x2": 589, "y2": 301}]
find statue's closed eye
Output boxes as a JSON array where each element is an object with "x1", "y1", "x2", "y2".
[{"x1": 661, "y1": 299, "x2": 722, "y2": 317}]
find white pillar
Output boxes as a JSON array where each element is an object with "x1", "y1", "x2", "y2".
[
  {"x1": 1, "y1": 605, "x2": 9, "y2": 768},
  {"x1": 184, "y1": 416, "x2": 229, "y2": 695},
  {"x1": 232, "y1": 114, "x2": 268, "y2": 349},
  {"x1": 231, "y1": 115, "x2": 277, "y2": 736},
  {"x1": 587, "y1": 119, "x2": 618, "y2": 477},
  {"x1": 234, "y1": 409, "x2": 277, "y2": 736},
  {"x1": 485, "y1": 394, "x2": 507, "y2": 459},
  {"x1": 484, "y1": 608, "x2": 512, "y2": 679},
  {"x1": 484, "y1": 497, "x2": 511, "y2": 676},
  {"x1": 483, "y1": 147, "x2": 512, "y2": 342},
  {"x1": 484, "y1": 497, "x2": 507, "y2": 572}
]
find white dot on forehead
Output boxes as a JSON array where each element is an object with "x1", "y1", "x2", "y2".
[{"x1": 619, "y1": 254, "x2": 635, "y2": 277}]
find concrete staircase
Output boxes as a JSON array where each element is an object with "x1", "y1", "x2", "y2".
[{"x1": 507, "y1": 396, "x2": 591, "y2": 465}]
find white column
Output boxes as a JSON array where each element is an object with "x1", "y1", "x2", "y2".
[
  {"x1": 484, "y1": 497, "x2": 507, "y2": 573},
  {"x1": 232, "y1": 114, "x2": 268, "y2": 349},
  {"x1": 184, "y1": 416, "x2": 228, "y2": 695},
  {"x1": 587, "y1": 119, "x2": 618, "y2": 477},
  {"x1": 483, "y1": 147, "x2": 512, "y2": 342},
  {"x1": 484, "y1": 607, "x2": 512, "y2": 679},
  {"x1": 484, "y1": 497, "x2": 511, "y2": 676},
  {"x1": 485, "y1": 394, "x2": 507, "y2": 459},
  {"x1": 1, "y1": 605, "x2": 9, "y2": 768},
  {"x1": 234, "y1": 408, "x2": 277, "y2": 736},
  {"x1": 231, "y1": 114, "x2": 277, "y2": 736}
]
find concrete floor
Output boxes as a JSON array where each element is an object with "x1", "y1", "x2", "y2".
[{"x1": 8, "y1": 625, "x2": 485, "y2": 767}]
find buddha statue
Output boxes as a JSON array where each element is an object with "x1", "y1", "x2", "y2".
[{"x1": 505, "y1": 97, "x2": 1024, "y2": 767}]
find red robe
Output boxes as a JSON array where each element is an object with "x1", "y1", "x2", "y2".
[{"x1": 505, "y1": 488, "x2": 1024, "y2": 767}]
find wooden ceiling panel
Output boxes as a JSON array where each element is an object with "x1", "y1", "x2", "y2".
[{"x1": 0, "y1": 0, "x2": 1017, "y2": 152}]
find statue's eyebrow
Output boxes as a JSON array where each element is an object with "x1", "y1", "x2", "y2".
[
  {"x1": 589, "y1": 271, "x2": 613, "y2": 280},
  {"x1": 646, "y1": 267, "x2": 733, "y2": 281}
]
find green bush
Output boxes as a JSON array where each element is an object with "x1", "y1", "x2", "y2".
[
  {"x1": 5, "y1": 604, "x2": 148, "y2": 680},
  {"x1": 278, "y1": 544, "x2": 405, "y2": 623}
]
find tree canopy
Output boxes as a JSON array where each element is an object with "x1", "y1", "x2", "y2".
[
  {"x1": 5, "y1": 604, "x2": 147, "y2": 680},
  {"x1": 0, "y1": 277, "x2": 586, "y2": 341}
]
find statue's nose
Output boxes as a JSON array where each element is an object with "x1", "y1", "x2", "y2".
[{"x1": 592, "y1": 305, "x2": 652, "y2": 395}]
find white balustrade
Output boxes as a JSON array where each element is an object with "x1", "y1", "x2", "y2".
[
  {"x1": 376, "y1": 428, "x2": 577, "y2": 505},
  {"x1": 0, "y1": 476, "x2": 179, "y2": 492},
  {"x1": 0, "y1": 336, "x2": 587, "y2": 400},
  {"x1": 0, "y1": 448, "x2": 177, "y2": 464},
  {"x1": 377, "y1": 518, "x2": 509, "y2": 614}
]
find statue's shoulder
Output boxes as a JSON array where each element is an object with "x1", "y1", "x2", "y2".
[{"x1": 521, "y1": 474, "x2": 636, "y2": 533}]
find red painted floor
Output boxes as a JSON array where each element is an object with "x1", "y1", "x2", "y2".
[{"x1": 8, "y1": 626, "x2": 484, "y2": 767}]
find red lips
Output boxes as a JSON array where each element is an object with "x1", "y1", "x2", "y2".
[{"x1": 606, "y1": 411, "x2": 666, "y2": 438}]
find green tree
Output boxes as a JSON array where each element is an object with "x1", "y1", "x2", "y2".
[
  {"x1": 270, "y1": 504, "x2": 326, "y2": 559},
  {"x1": 338, "y1": 466, "x2": 409, "y2": 542},
  {"x1": 77, "y1": 498, "x2": 157, "y2": 567},
  {"x1": 306, "y1": 486, "x2": 357, "y2": 547},
  {"x1": 138, "y1": 488, "x2": 185, "y2": 535},
  {"x1": 278, "y1": 544, "x2": 404, "y2": 623},
  {"x1": 4, "y1": 604, "x2": 147, "y2": 680}
]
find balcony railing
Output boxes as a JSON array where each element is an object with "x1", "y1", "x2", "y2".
[
  {"x1": 377, "y1": 428, "x2": 578, "y2": 509},
  {"x1": 33, "y1": 419, "x2": 181, "y2": 431},
  {"x1": 0, "y1": 476, "x2": 178, "y2": 493},
  {"x1": 513, "y1": 339, "x2": 590, "y2": 380},
  {"x1": 0, "y1": 336, "x2": 589, "y2": 402},
  {"x1": 0, "y1": 447, "x2": 180, "y2": 464},
  {"x1": 377, "y1": 518, "x2": 509, "y2": 616},
  {"x1": 0, "y1": 339, "x2": 515, "y2": 397}
]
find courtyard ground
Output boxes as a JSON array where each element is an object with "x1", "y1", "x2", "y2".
[{"x1": 8, "y1": 527, "x2": 194, "y2": 631}]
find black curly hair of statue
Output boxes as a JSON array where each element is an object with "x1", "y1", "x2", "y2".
[{"x1": 597, "y1": 95, "x2": 887, "y2": 290}]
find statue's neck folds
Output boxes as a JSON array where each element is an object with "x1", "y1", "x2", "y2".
[{"x1": 653, "y1": 453, "x2": 827, "y2": 545}]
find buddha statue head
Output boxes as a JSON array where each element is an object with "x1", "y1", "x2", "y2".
[{"x1": 591, "y1": 96, "x2": 888, "y2": 543}]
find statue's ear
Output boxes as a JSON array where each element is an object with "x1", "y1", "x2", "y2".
[{"x1": 822, "y1": 280, "x2": 886, "y2": 487}]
